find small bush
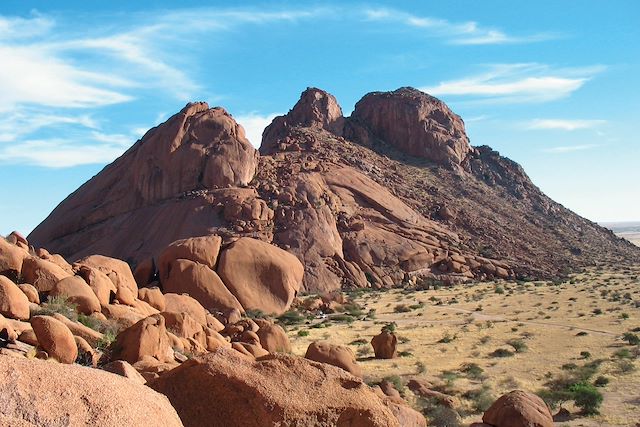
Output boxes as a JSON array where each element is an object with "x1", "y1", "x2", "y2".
[
  {"x1": 36, "y1": 296, "x2": 78, "y2": 321},
  {"x1": 580, "y1": 351, "x2": 592, "y2": 359},
  {"x1": 494, "y1": 286, "x2": 505, "y2": 294},
  {"x1": 592, "y1": 308, "x2": 603, "y2": 315},
  {"x1": 594, "y1": 376, "x2": 609, "y2": 387},
  {"x1": 489, "y1": 348, "x2": 515, "y2": 358},
  {"x1": 381, "y1": 322, "x2": 397, "y2": 333},
  {"x1": 349, "y1": 338, "x2": 368, "y2": 346},
  {"x1": 570, "y1": 383, "x2": 603, "y2": 415},
  {"x1": 464, "y1": 385, "x2": 495, "y2": 413},
  {"x1": 277, "y1": 310, "x2": 305, "y2": 325},
  {"x1": 622, "y1": 332, "x2": 640, "y2": 345},
  {"x1": 382, "y1": 375, "x2": 405, "y2": 395},
  {"x1": 297, "y1": 330, "x2": 309, "y2": 337},
  {"x1": 356, "y1": 346, "x2": 372, "y2": 357},
  {"x1": 613, "y1": 348, "x2": 632, "y2": 359},
  {"x1": 394, "y1": 304, "x2": 412, "y2": 313},
  {"x1": 438, "y1": 333, "x2": 457, "y2": 344},
  {"x1": 460, "y1": 362, "x2": 485, "y2": 380},
  {"x1": 506, "y1": 339, "x2": 528, "y2": 353},
  {"x1": 576, "y1": 331, "x2": 588, "y2": 336}
]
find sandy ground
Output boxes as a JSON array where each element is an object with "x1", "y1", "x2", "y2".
[{"x1": 286, "y1": 263, "x2": 640, "y2": 426}]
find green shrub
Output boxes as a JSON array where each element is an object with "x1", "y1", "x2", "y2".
[
  {"x1": 382, "y1": 322, "x2": 397, "y2": 333},
  {"x1": 464, "y1": 385, "x2": 495, "y2": 413},
  {"x1": 349, "y1": 338, "x2": 368, "y2": 346},
  {"x1": 36, "y1": 296, "x2": 78, "y2": 321},
  {"x1": 570, "y1": 383, "x2": 603, "y2": 414},
  {"x1": 460, "y1": 362, "x2": 485, "y2": 380},
  {"x1": 494, "y1": 286, "x2": 505, "y2": 294},
  {"x1": 297, "y1": 330, "x2": 309, "y2": 337},
  {"x1": 277, "y1": 310, "x2": 305, "y2": 325}
]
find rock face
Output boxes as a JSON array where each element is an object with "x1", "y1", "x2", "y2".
[
  {"x1": 482, "y1": 390, "x2": 553, "y2": 427},
  {"x1": 350, "y1": 87, "x2": 471, "y2": 168},
  {"x1": 261, "y1": 87, "x2": 345, "y2": 154},
  {"x1": 305, "y1": 340, "x2": 362, "y2": 377},
  {"x1": 28, "y1": 87, "x2": 640, "y2": 291},
  {"x1": 0, "y1": 355, "x2": 183, "y2": 427},
  {"x1": 150, "y1": 348, "x2": 398, "y2": 427},
  {"x1": 217, "y1": 238, "x2": 303, "y2": 315}
]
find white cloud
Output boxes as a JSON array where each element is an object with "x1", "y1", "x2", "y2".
[
  {"x1": 363, "y1": 8, "x2": 558, "y2": 45},
  {"x1": 526, "y1": 119, "x2": 606, "y2": 131},
  {"x1": 543, "y1": 144, "x2": 599, "y2": 153},
  {"x1": 0, "y1": 138, "x2": 127, "y2": 168},
  {"x1": 0, "y1": 9, "x2": 320, "y2": 168},
  {"x1": 421, "y1": 63, "x2": 604, "y2": 104},
  {"x1": 235, "y1": 113, "x2": 279, "y2": 148}
]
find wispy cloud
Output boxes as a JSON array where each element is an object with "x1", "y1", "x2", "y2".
[
  {"x1": 543, "y1": 144, "x2": 599, "y2": 153},
  {"x1": 526, "y1": 119, "x2": 606, "y2": 131},
  {"x1": 0, "y1": 8, "x2": 320, "y2": 167},
  {"x1": 363, "y1": 8, "x2": 558, "y2": 45},
  {"x1": 235, "y1": 113, "x2": 279, "y2": 148},
  {"x1": 421, "y1": 63, "x2": 605, "y2": 104}
]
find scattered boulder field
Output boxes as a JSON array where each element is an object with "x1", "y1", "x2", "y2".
[{"x1": 2, "y1": 86, "x2": 639, "y2": 426}]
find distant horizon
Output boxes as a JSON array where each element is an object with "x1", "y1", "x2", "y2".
[{"x1": 1, "y1": 1, "x2": 638, "y2": 233}]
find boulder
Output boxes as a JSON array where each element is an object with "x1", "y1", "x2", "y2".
[
  {"x1": 0, "y1": 238, "x2": 28, "y2": 279},
  {"x1": 21, "y1": 256, "x2": 70, "y2": 292},
  {"x1": 482, "y1": 390, "x2": 553, "y2": 427},
  {"x1": 0, "y1": 275, "x2": 30, "y2": 320},
  {"x1": 101, "y1": 304, "x2": 145, "y2": 329},
  {"x1": 30, "y1": 315, "x2": 77, "y2": 364},
  {"x1": 164, "y1": 293, "x2": 207, "y2": 326},
  {"x1": 17, "y1": 283, "x2": 39, "y2": 304},
  {"x1": 49, "y1": 275, "x2": 101, "y2": 315},
  {"x1": 51, "y1": 313, "x2": 104, "y2": 347},
  {"x1": 102, "y1": 360, "x2": 147, "y2": 384},
  {"x1": 217, "y1": 237, "x2": 303, "y2": 315},
  {"x1": 305, "y1": 340, "x2": 362, "y2": 377},
  {"x1": 160, "y1": 311, "x2": 206, "y2": 352},
  {"x1": 74, "y1": 335, "x2": 98, "y2": 366},
  {"x1": 133, "y1": 257, "x2": 155, "y2": 287},
  {"x1": 163, "y1": 259, "x2": 243, "y2": 314},
  {"x1": 255, "y1": 320, "x2": 291, "y2": 353},
  {"x1": 75, "y1": 265, "x2": 117, "y2": 306},
  {"x1": 0, "y1": 355, "x2": 183, "y2": 426},
  {"x1": 371, "y1": 330, "x2": 398, "y2": 359},
  {"x1": 158, "y1": 235, "x2": 222, "y2": 283},
  {"x1": 407, "y1": 379, "x2": 458, "y2": 408},
  {"x1": 0, "y1": 314, "x2": 18, "y2": 342},
  {"x1": 386, "y1": 402, "x2": 427, "y2": 427},
  {"x1": 109, "y1": 314, "x2": 172, "y2": 364},
  {"x1": 76, "y1": 255, "x2": 138, "y2": 299},
  {"x1": 139, "y1": 287, "x2": 166, "y2": 311},
  {"x1": 149, "y1": 348, "x2": 398, "y2": 427}
]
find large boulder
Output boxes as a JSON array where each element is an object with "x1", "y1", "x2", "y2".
[
  {"x1": 482, "y1": 390, "x2": 553, "y2": 427},
  {"x1": 217, "y1": 237, "x2": 303, "y2": 315},
  {"x1": 305, "y1": 340, "x2": 362, "y2": 377},
  {"x1": 75, "y1": 264, "x2": 117, "y2": 306},
  {"x1": 371, "y1": 330, "x2": 398, "y2": 359},
  {"x1": 109, "y1": 314, "x2": 172, "y2": 364},
  {"x1": 0, "y1": 314, "x2": 18, "y2": 342},
  {"x1": 150, "y1": 348, "x2": 398, "y2": 427},
  {"x1": 0, "y1": 238, "x2": 29, "y2": 279},
  {"x1": 49, "y1": 275, "x2": 101, "y2": 315},
  {"x1": 163, "y1": 293, "x2": 207, "y2": 326},
  {"x1": 255, "y1": 320, "x2": 291, "y2": 353},
  {"x1": 21, "y1": 256, "x2": 70, "y2": 292},
  {"x1": 0, "y1": 276, "x2": 30, "y2": 320},
  {"x1": 17, "y1": 283, "x2": 39, "y2": 304},
  {"x1": 76, "y1": 255, "x2": 138, "y2": 298},
  {"x1": 163, "y1": 259, "x2": 243, "y2": 314},
  {"x1": 0, "y1": 355, "x2": 183, "y2": 426},
  {"x1": 30, "y1": 315, "x2": 78, "y2": 364},
  {"x1": 139, "y1": 286, "x2": 166, "y2": 311},
  {"x1": 158, "y1": 235, "x2": 222, "y2": 283},
  {"x1": 350, "y1": 87, "x2": 471, "y2": 168}
]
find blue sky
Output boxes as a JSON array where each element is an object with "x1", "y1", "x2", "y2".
[{"x1": 1, "y1": 1, "x2": 638, "y2": 235}]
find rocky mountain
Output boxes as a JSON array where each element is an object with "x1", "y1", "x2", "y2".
[{"x1": 28, "y1": 87, "x2": 640, "y2": 293}]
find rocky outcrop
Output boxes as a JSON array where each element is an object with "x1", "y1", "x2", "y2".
[
  {"x1": 0, "y1": 355, "x2": 183, "y2": 427},
  {"x1": 27, "y1": 87, "x2": 640, "y2": 291},
  {"x1": 261, "y1": 87, "x2": 345, "y2": 154},
  {"x1": 149, "y1": 348, "x2": 398, "y2": 427},
  {"x1": 350, "y1": 87, "x2": 471, "y2": 169},
  {"x1": 0, "y1": 276, "x2": 30, "y2": 320},
  {"x1": 109, "y1": 314, "x2": 173, "y2": 364}
]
